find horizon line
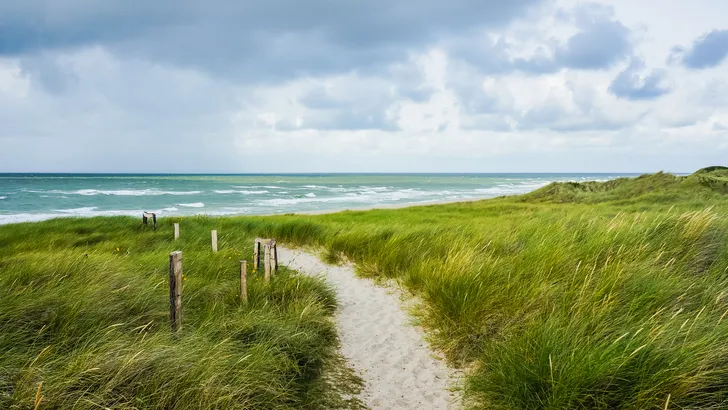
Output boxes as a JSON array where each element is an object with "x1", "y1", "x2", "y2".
[{"x1": 0, "y1": 171, "x2": 690, "y2": 176}]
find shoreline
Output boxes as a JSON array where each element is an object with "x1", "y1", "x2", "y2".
[
  {"x1": 270, "y1": 196, "x2": 497, "y2": 216},
  {"x1": 1, "y1": 173, "x2": 645, "y2": 226},
  {"x1": 0, "y1": 196, "x2": 503, "y2": 226}
]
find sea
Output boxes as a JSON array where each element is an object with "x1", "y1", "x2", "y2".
[{"x1": 0, "y1": 173, "x2": 638, "y2": 225}]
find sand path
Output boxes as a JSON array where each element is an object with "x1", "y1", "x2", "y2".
[{"x1": 277, "y1": 246, "x2": 460, "y2": 410}]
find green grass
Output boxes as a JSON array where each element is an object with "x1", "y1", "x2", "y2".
[
  {"x1": 231, "y1": 167, "x2": 728, "y2": 409},
  {"x1": 0, "y1": 217, "x2": 362, "y2": 409},
  {"x1": 3, "y1": 167, "x2": 728, "y2": 409}
]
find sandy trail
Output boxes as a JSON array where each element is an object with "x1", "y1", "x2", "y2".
[{"x1": 277, "y1": 246, "x2": 460, "y2": 410}]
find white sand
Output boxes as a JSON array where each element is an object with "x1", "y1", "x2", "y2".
[{"x1": 277, "y1": 246, "x2": 461, "y2": 409}]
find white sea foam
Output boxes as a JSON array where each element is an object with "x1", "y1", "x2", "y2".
[
  {"x1": 262, "y1": 189, "x2": 441, "y2": 206},
  {"x1": 25, "y1": 189, "x2": 201, "y2": 196},
  {"x1": 178, "y1": 202, "x2": 205, "y2": 208},
  {"x1": 300, "y1": 185, "x2": 349, "y2": 192},
  {"x1": 56, "y1": 207, "x2": 98, "y2": 213},
  {"x1": 0, "y1": 209, "x2": 150, "y2": 225},
  {"x1": 360, "y1": 186, "x2": 390, "y2": 192},
  {"x1": 305, "y1": 193, "x2": 316, "y2": 198},
  {"x1": 214, "y1": 190, "x2": 269, "y2": 194},
  {"x1": 0, "y1": 196, "x2": 6, "y2": 200},
  {"x1": 161, "y1": 207, "x2": 179, "y2": 212},
  {"x1": 199, "y1": 207, "x2": 253, "y2": 216},
  {"x1": 0, "y1": 213, "x2": 67, "y2": 224}
]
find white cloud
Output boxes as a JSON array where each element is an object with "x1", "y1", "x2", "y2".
[{"x1": 0, "y1": 0, "x2": 726, "y2": 173}]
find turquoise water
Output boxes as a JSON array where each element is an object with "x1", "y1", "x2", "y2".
[{"x1": 0, "y1": 173, "x2": 636, "y2": 224}]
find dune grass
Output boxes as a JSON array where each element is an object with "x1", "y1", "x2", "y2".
[
  {"x1": 2, "y1": 167, "x2": 727, "y2": 409},
  {"x1": 232, "y1": 167, "x2": 728, "y2": 409},
  {"x1": 0, "y1": 217, "x2": 362, "y2": 409}
]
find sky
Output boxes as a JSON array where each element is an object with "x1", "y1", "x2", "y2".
[{"x1": 0, "y1": 0, "x2": 727, "y2": 173}]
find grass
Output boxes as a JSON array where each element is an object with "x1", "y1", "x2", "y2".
[
  {"x1": 0, "y1": 217, "x2": 362, "y2": 409},
  {"x1": 2, "y1": 166, "x2": 728, "y2": 409},
  {"x1": 231, "y1": 167, "x2": 728, "y2": 409}
]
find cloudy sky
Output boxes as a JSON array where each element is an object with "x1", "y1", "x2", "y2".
[{"x1": 1, "y1": 0, "x2": 727, "y2": 173}]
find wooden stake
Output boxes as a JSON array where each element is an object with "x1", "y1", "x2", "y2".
[
  {"x1": 173, "y1": 223, "x2": 179, "y2": 240},
  {"x1": 253, "y1": 239, "x2": 260, "y2": 270},
  {"x1": 272, "y1": 240, "x2": 278, "y2": 271},
  {"x1": 142, "y1": 212, "x2": 157, "y2": 230},
  {"x1": 240, "y1": 260, "x2": 248, "y2": 304},
  {"x1": 211, "y1": 230, "x2": 218, "y2": 253},
  {"x1": 169, "y1": 251, "x2": 183, "y2": 332},
  {"x1": 264, "y1": 243, "x2": 271, "y2": 284}
]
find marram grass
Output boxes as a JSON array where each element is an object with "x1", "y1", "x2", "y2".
[
  {"x1": 2, "y1": 167, "x2": 728, "y2": 409},
  {"x1": 0, "y1": 217, "x2": 363, "y2": 409},
  {"x1": 237, "y1": 167, "x2": 728, "y2": 409}
]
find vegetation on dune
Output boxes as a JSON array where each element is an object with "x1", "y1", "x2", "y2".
[
  {"x1": 522, "y1": 166, "x2": 728, "y2": 203},
  {"x1": 236, "y1": 167, "x2": 728, "y2": 409},
  {"x1": 2, "y1": 167, "x2": 727, "y2": 409},
  {"x1": 0, "y1": 218, "x2": 362, "y2": 409}
]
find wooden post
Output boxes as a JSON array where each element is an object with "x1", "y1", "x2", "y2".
[
  {"x1": 173, "y1": 223, "x2": 179, "y2": 240},
  {"x1": 142, "y1": 212, "x2": 157, "y2": 230},
  {"x1": 253, "y1": 238, "x2": 261, "y2": 270},
  {"x1": 264, "y1": 243, "x2": 271, "y2": 284},
  {"x1": 240, "y1": 260, "x2": 248, "y2": 304},
  {"x1": 271, "y1": 240, "x2": 278, "y2": 271},
  {"x1": 211, "y1": 230, "x2": 218, "y2": 253},
  {"x1": 169, "y1": 251, "x2": 183, "y2": 332}
]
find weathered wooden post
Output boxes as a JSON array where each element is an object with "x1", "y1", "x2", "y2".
[
  {"x1": 142, "y1": 212, "x2": 157, "y2": 230},
  {"x1": 173, "y1": 223, "x2": 179, "y2": 240},
  {"x1": 264, "y1": 243, "x2": 271, "y2": 284},
  {"x1": 169, "y1": 251, "x2": 183, "y2": 332},
  {"x1": 271, "y1": 240, "x2": 278, "y2": 271},
  {"x1": 240, "y1": 260, "x2": 248, "y2": 304},
  {"x1": 211, "y1": 230, "x2": 218, "y2": 253},
  {"x1": 253, "y1": 238, "x2": 261, "y2": 270}
]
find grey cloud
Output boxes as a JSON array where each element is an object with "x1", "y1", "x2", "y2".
[
  {"x1": 670, "y1": 29, "x2": 728, "y2": 69},
  {"x1": 608, "y1": 60, "x2": 670, "y2": 100},
  {"x1": 297, "y1": 82, "x2": 398, "y2": 131},
  {"x1": 553, "y1": 21, "x2": 630, "y2": 69},
  {"x1": 18, "y1": 54, "x2": 78, "y2": 93},
  {"x1": 452, "y1": 2, "x2": 633, "y2": 75},
  {"x1": 1, "y1": 0, "x2": 543, "y2": 83},
  {"x1": 518, "y1": 85, "x2": 645, "y2": 133}
]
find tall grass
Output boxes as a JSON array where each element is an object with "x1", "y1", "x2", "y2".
[
  {"x1": 0, "y1": 217, "x2": 362, "y2": 409},
  {"x1": 3, "y1": 168, "x2": 727, "y2": 409},
  {"x1": 236, "y1": 169, "x2": 728, "y2": 408}
]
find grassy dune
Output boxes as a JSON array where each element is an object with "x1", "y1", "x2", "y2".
[
  {"x1": 2, "y1": 167, "x2": 727, "y2": 409},
  {"x1": 238, "y1": 167, "x2": 728, "y2": 409},
  {"x1": 0, "y1": 218, "x2": 360, "y2": 409}
]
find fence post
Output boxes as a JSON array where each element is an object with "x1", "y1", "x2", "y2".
[
  {"x1": 143, "y1": 212, "x2": 157, "y2": 230},
  {"x1": 240, "y1": 260, "x2": 248, "y2": 304},
  {"x1": 174, "y1": 223, "x2": 179, "y2": 240},
  {"x1": 211, "y1": 230, "x2": 218, "y2": 253},
  {"x1": 264, "y1": 243, "x2": 271, "y2": 284},
  {"x1": 272, "y1": 240, "x2": 278, "y2": 271},
  {"x1": 253, "y1": 238, "x2": 261, "y2": 270},
  {"x1": 169, "y1": 251, "x2": 183, "y2": 332}
]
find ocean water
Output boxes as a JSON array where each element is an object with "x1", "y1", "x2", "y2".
[{"x1": 0, "y1": 173, "x2": 636, "y2": 225}]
